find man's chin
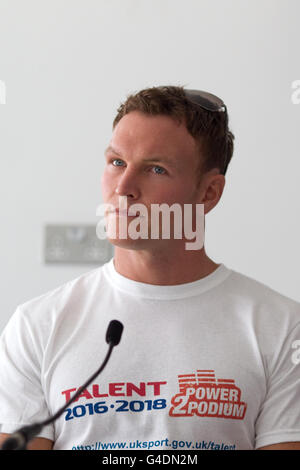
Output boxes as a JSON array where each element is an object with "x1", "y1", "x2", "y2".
[{"x1": 106, "y1": 236, "x2": 154, "y2": 251}]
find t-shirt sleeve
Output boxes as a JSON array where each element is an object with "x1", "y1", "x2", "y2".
[
  {"x1": 255, "y1": 321, "x2": 300, "y2": 448},
  {"x1": 0, "y1": 306, "x2": 54, "y2": 441}
]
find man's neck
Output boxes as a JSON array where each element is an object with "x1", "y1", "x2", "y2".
[{"x1": 113, "y1": 246, "x2": 221, "y2": 286}]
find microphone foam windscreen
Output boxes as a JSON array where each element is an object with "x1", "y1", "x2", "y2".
[{"x1": 106, "y1": 320, "x2": 124, "y2": 346}]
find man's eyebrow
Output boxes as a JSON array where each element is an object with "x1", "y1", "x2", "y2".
[
  {"x1": 104, "y1": 145, "x2": 121, "y2": 156},
  {"x1": 104, "y1": 145, "x2": 179, "y2": 168}
]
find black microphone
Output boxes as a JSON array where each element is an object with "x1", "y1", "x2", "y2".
[
  {"x1": 1, "y1": 319, "x2": 124, "y2": 450},
  {"x1": 106, "y1": 319, "x2": 123, "y2": 345}
]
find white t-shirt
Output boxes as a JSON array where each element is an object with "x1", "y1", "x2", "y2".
[{"x1": 1, "y1": 258, "x2": 300, "y2": 450}]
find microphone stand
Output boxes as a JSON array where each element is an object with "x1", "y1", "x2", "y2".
[{"x1": 1, "y1": 320, "x2": 123, "y2": 450}]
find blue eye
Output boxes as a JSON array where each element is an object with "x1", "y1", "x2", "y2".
[
  {"x1": 152, "y1": 166, "x2": 166, "y2": 175},
  {"x1": 112, "y1": 159, "x2": 124, "y2": 166}
]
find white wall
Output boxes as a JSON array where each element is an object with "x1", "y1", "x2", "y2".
[{"x1": 0, "y1": 0, "x2": 299, "y2": 333}]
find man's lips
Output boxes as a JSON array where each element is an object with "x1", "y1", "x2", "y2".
[{"x1": 108, "y1": 208, "x2": 144, "y2": 217}]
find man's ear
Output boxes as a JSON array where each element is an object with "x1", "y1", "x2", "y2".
[{"x1": 197, "y1": 169, "x2": 226, "y2": 215}]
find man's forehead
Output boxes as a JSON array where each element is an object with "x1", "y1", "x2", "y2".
[{"x1": 107, "y1": 113, "x2": 197, "y2": 166}]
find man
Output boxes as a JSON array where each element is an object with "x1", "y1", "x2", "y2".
[{"x1": 1, "y1": 85, "x2": 300, "y2": 450}]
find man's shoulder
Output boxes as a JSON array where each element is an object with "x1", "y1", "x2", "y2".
[
  {"x1": 16, "y1": 264, "x2": 106, "y2": 320},
  {"x1": 226, "y1": 267, "x2": 300, "y2": 322}
]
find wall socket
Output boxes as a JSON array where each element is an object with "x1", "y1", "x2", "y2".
[{"x1": 44, "y1": 224, "x2": 113, "y2": 264}]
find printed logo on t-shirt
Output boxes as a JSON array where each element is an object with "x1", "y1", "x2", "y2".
[
  {"x1": 169, "y1": 370, "x2": 247, "y2": 419},
  {"x1": 60, "y1": 369, "x2": 246, "y2": 422}
]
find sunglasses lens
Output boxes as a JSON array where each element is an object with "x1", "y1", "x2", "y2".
[{"x1": 184, "y1": 89, "x2": 225, "y2": 112}]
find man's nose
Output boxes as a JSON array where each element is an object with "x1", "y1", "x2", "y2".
[{"x1": 115, "y1": 168, "x2": 140, "y2": 199}]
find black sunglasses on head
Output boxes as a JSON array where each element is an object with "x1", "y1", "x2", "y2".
[
  {"x1": 184, "y1": 89, "x2": 227, "y2": 113},
  {"x1": 184, "y1": 89, "x2": 229, "y2": 175}
]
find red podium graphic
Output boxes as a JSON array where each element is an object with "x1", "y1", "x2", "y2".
[{"x1": 169, "y1": 370, "x2": 247, "y2": 420}]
